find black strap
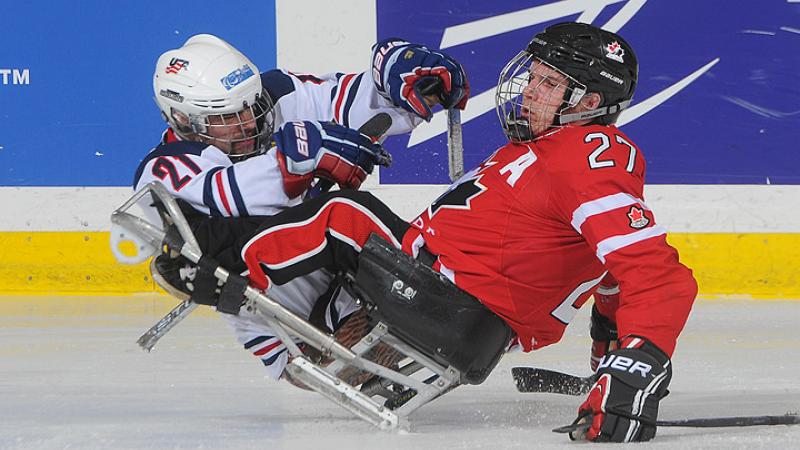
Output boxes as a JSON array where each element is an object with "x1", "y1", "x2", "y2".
[
  {"x1": 217, "y1": 272, "x2": 248, "y2": 315},
  {"x1": 190, "y1": 255, "x2": 220, "y2": 306},
  {"x1": 308, "y1": 281, "x2": 341, "y2": 333},
  {"x1": 416, "y1": 245, "x2": 437, "y2": 267}
]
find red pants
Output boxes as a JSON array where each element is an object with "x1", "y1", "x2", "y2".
[{"x1": 239, "y1": 190, "x2": 415, "y2": 290}]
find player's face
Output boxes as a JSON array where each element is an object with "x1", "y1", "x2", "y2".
[
  {"x1": 521, "y1": 61, "x2": 570, "y2": 137},
  {"x1": 204, "y1": 108, "x2": 258, "y2": 155}
]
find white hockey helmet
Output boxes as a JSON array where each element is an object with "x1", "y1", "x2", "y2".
[{"x1": 153, "y1": 34, "x2": 275, "y2": 161}]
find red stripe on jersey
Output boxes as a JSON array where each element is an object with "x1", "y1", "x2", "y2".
[
  {"x1": 214, "y1": 170, "x2": 233, "y2": 216},
  {"x1": 253, "y1": 340, "x2": 282, "y2": 356},
  {"x1": 241, "y1": 198, "x2": 400, "y2": 290},
  {"x1": 288, "y1": 71, "x2": 324, "y2": 84},
  {"x1": 333, "y1": 74, "x2": 356, "y2": 124},
  {"x1": 162, "y1": 127, "x2": 180, "y2": 144}
]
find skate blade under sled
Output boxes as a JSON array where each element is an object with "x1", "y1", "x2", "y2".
[{"x1": 110, "y1": 182, "x2": 513, "y2": 431}]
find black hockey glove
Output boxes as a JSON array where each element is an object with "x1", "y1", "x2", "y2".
[
  {"x1": 589, "y1": 304, "x2": 618, "y2": 371},
  {"x1": 572, "y1": 336, "x2": 671, "y2": 442},
  {"x1": 152, "y1": 225, "x2": 246, "y2": 315}
]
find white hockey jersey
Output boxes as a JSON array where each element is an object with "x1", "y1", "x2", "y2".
[
  {"x1": 134, "y1": 69, "x2": 422, "y2": 225},
  {"x1": 133, "y1": 68, "x2": 423, "y2": 379}
]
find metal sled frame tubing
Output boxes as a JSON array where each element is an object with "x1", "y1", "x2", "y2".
[
  {"x1": 319, "y1": 320, "x2": 461, "y2": 417},
  {"x1": 111, "y1": 182, "x2": 461, "y2": 430}
]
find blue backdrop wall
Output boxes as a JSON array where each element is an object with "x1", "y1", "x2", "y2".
[
  {"x1": 1, "y1": 0, "x2": 798, "y2": 186},
  {"x1": 378, "y1": 0, "x2": 800, "y2": 184},
  {"x1": 0, "y1": 0, "x2": 276, "y2": 186}
]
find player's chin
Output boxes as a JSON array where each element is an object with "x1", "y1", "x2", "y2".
[
  {"x1": 528, "y1": 121, "x2": 548, "y2": 138},
  {"x1": 232, "y1": 140, "x2": 256, "y2": 154}
]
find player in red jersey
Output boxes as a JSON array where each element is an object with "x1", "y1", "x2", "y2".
[{"x1": 196, "y1": 22, "x2": 697, "y2": 442}]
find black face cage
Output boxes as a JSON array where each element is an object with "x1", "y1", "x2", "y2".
[
  {"x1": 495, "y1": 51, "x2": 587, "y2": 142},
  {"x1": 184, "y1": 89, "x2": 276, "y2": 162}
]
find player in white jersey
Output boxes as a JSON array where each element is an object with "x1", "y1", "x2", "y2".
[{"x1": 134, "y1": 34, "x2": 469, "y2": 380}]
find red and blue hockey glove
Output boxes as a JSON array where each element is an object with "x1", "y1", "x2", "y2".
[
  {"x1": 572, "y1": 336, "x2": 671, "y2": 443},
  {"x1": 371, "y1": 38, "x2": 469, "y2": 121},
  {"x1": 274, "y1": 121, "x2": 391, "y2": 198}
]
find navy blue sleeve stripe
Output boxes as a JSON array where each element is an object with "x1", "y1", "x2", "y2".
[
  {"x1": 226, "y1": 167, "x2": 249, "y2": 216},
  {"x1": 202, "y1": 167, "x2": 224, "y2": 217},
  {"x1": 293, "y1": 74, "x2": 325, "y2": 84},
  {"x1": 243, "y1": 335, "x2": 274, "y2": 350},
  {"x1": 262, "y1": 348, "x2": 287, "y2": 366},
  {"x1": 261, "y1": 70, "x2": 296, "y2": 103},
  {"x1": 341, "y1": 73, "x2": 363, "y2": 128},
  {"x1": 330, "y1": 72, "x2": 348, "y2": 104},
  {"x1": 133, "y1": 141, "x2": 208, "y2": 186},
  {"x1": 330, "y1": 84, "x2": 339, "y2": 105}
]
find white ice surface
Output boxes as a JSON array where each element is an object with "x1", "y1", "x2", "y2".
[{"x1": 1, "y1": 297, "x2": 798, "y2": 450}]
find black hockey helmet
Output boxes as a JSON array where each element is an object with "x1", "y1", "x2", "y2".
[
  {"x1": 496, "y1": 22, "x2": 638, "y2": 141},
  {"x1": 530, "y1": 22, "x2": 638, "y2": 125}
]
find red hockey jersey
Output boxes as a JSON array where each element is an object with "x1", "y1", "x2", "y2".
[{"x1": 409, "y1": 124, "x2": 697, "y2": 356}]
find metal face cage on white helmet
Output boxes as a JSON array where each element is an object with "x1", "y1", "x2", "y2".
[
  {"x1": 496, "y1": 52, "x2": 588, "y2": 142},
  {"x1": 153, "y1": 34, "x2": 276, "y2": 162}
]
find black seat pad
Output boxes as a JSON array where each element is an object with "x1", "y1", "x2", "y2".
[{"x1": 353, "y1": 234, "x2": 513, "y2": 385}]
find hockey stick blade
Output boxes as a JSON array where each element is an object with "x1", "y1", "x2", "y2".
[
  {"x1": 512, "y1": 367, "x2": 593, "y2": 396},
  {"x1": 553, "y1": 413, "x2": 800, "y2": 434},
  {"x1": 136, "y1": 299, "x2": 197, "y2": 351},
  {"x1": 360, "y1": 112, "x2": 393, "y2": 167},
  {"x1": 359, "y1": 112, "x2": 393, "y2": 141}
]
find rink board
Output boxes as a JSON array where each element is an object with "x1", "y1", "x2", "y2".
[
  {"x1": 1, "y1": 184, "x2": 797, "y2": 298},
  {"x1": 0, "y1": 230, "x2": 798, "y2": 298}
]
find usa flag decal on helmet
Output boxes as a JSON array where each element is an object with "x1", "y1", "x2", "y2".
[{"x1": 165, "y1": 58, "x2": 190, "y2": 74}]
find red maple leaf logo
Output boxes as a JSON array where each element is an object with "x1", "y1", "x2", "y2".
[
  {"x1": 604, "y1": 41, "x2": 625, "y2": 62},
  {"x1": 627, "y1": 206, "x2": 649, "y2": 229}
]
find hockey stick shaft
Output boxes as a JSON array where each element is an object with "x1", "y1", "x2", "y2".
[
  {"x1": 512, "y1": 367, "x2": 593, "y2": 395},
  {"x1": 447, "y1": 108, "x2": 463, "y2": 181},
  {"x1": 658, "y1": 414, "x2": 800, "y2": 427},
  {"x1": 514, "y1": 368, "x2": 800, "y2": 432},
  {"x1": 408, "y1": 77, "x2": 463, "y2": 182},
  {"x1": 553, "y1": 413, "x2": 800, "y2": 434},
  {"x1": 419, "y1": 76, "x2": 465, "y2": 182}
]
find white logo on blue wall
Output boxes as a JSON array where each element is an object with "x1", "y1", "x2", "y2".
[
  {"x1": 407, "y1": 0, "x2": 720, "y2": 148},
  {"x1": 220, "y1": 64, "x2": 255, "y2": 91},
  {"x1": 1, "y1": 69, "x2": 30, "y2": 85}
]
